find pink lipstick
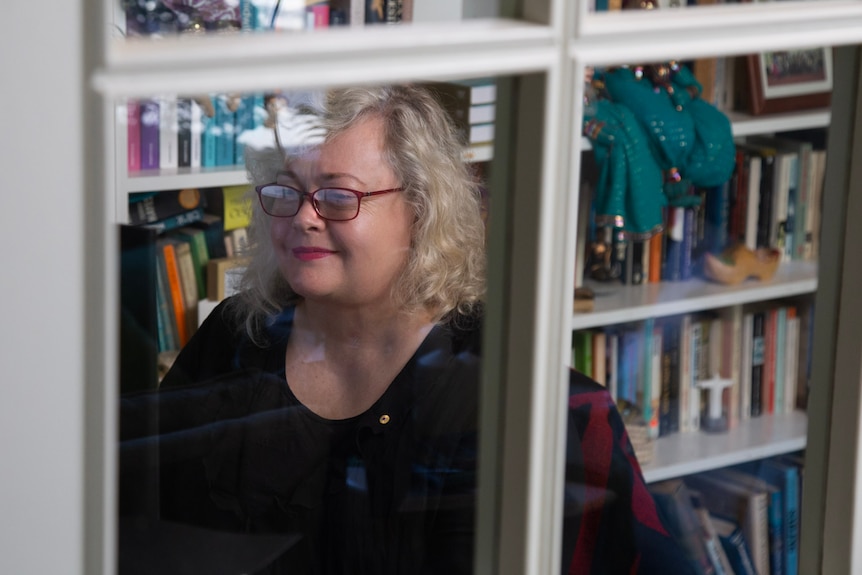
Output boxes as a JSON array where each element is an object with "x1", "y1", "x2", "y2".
[{"x1": 292, "y1": 247, "x2": 335, "y2": 261}]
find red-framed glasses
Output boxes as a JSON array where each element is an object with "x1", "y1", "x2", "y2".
[{"x1": 255, "y1": 184, "x2": 404, "y2": 221}]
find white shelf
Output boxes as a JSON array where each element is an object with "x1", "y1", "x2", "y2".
[
  {"x1": 729, "y1": 108, "x2": 831, "y2": 138},
  {"x1": 642, "y1": 410, "x2": 807, "y2": 484},
  {"x1": 573, "y1": 260, "x2": 817, "y2": 330},
  {"x1": 122, "y1": 166, "x2": 251, "y2": 194}
]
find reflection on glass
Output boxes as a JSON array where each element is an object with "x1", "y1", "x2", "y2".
[{"x1": 119, "y1": 83, "x2": 487, "y2": 573}]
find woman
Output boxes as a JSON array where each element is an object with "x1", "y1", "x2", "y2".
[
  {"x1": 153, "y1": 84, "x2": 486, "y2": 574},
  {"x1": 122, "y1": 84, "x2": 691, "y2": 575}
]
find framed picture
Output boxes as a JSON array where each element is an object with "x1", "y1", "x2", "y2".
[{"x1": 745, "y1": 47, "x2": 833, "y2": 115}]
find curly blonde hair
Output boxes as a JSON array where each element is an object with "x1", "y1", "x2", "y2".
[{"x1": 231, "y1": 84, "x2": 486, "y2": 343}]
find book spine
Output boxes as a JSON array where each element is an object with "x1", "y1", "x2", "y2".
[
  {"x1": 142, "y1": 207, "x2": 206, "y2": 234},
  {"x1": 680, "y1": 314, "x2": 692, "y2": 433},
  {"x1": 139, "y1": 99, "x2": 160, "y2": 170},
  {"x1": 160, "y1": 241, "x2": 189, "y2": 348},
  {"x1": 649, "y1": 324, "x2": 663, "y2": 439},
  {"x1": 608, "y1": 331, "x2": 619, "y2": 402},
  {"x1": 740, "y1": 312, "x2": 754, "y2": 420},
  {"x1": 751, "y1": 311, "x2": 766, "y2": 417},
  {"x1": 177, "y1": 97, "x2": 192, "y2": 168},
  {"x1": 664, "y1": 207, "x2": 684, "y2": 281},
  {"x1": 689, "y1": 319, "x2": 702, "y2": 431},
  {"x1": 190, "y1": 99, "x2": 202, "y2": 169},
  {"x1": 774, "y1": 307, "x2": 787, "y2": 414},
  {"x1": 785, "y1": 311, "x2": 800, "y2": 413},
  {"x1": 154, "y1": 249, "x2": 178, "y2": 352},
  {"x1": 158, "y1": 94, "x2": 179, "y2": 170},
  {"x1": 764, "y1": 308, "x2": 778, "y2": 415},
  {"x1": 127, "y1": 100, "x2": 142, "y2": 172},
  {"x1": 757, "y1": 154, "x2": 775, "y2": 249},
  {"x1": 681, "y1": 207, "x2": 695, "y2": 281},
  {"x1": 745, "y1": 155, "x2": 762, "y2": 251}
]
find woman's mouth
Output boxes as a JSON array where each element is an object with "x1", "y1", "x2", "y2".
[{"x1": 292, "y1": 247, "x2": 336, "y2": 261}]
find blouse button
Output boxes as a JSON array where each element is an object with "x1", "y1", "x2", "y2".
[{"x1": 379, "y1": 414, "x2": 391, "y2": 425}]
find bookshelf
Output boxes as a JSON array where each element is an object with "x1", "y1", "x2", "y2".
[
  {"x1": 93, "y1": 3, "x2": 862, "y2": 575},
  {"x1": 642, "y1": 410, "x2": 807, "y2": 484},
  {"x1": 575, "y1": 261, "x2": 817, "y2": 331}
]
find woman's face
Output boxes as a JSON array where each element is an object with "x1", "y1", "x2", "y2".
[{"x1": 270, "y1": 115, "x2": 414, "y2": 311}]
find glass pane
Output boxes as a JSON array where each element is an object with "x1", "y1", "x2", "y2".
[
  {"x1": 117, "y1": 0, "x2": 501, "y2": 37},
  {"x1": 567, "y1": 47, "x2": 830, "y2": 573},
  {"x1": 116, "y1": 78, "x2": 501, "y2": 573}
]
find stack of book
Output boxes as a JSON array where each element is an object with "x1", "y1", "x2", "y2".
[
  {"x1": 571, "y1": 300, "x2": 812, "y2": 438},
  {"x1": 650, "y1": 455, "x2": 804, "y2": 575},
  {"x1": 127, "y1": 186, "x2": 253, "y2": 358}
]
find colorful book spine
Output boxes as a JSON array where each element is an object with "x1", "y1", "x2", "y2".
[
  {"x1": 127, "y1": 100, "x2": 141, "y2": 172},
  {"x1": 190, "y1": 99, "x2": 203, "y2": 169},
  {"x1": 158, "y1": 94, "x2": 179, "y2": 170},
  {"x1": 139, "y1": 99, "x2": 160, "y2": 170},
  {"x1": 764, "y1": 308, "x2": 778, "y2": 415}
]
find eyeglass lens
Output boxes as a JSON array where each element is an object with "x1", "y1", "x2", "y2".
[{"x1": 259, "y1": 185, "x2": 359, "y2": 220}]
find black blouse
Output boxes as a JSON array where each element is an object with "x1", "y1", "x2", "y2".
[{"x1": 121, "y1": 300, "x2": 481, "y2": 575}]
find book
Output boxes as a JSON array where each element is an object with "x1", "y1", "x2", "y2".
[
  {"x1": 784, "y1": 309, "x2": 800, "y2": 414},
  {"x1": 207, "y1": 257, "x2": 249, "y2": 301},
  {"x1": 750, "y1": 310, "x2": 766, "y2": 417},
  {"x1": 176, "y1": 97, "x2": 192, "y2": 168},
  {"x1": 329, "y1": 0, "x2": 365, "y2": 25},
  {"x1": 680, "y1": 314, "x2": 693, "y2": 433},
  {"x1": 748, "y1": 134, "x2": 814, "y2": 261},
  {"x1": 650, "y1": 479, "x2": 717, "y2": 574},
  {"x1": 365, "y1": 0, "x2": 386, "y2": 23},
  {"x1": 664, "y1": 206, "x2": 685, "y2": 281},
  {"x1": 592, "y1": 330, "x2": 607, "y2": 386},
  {"x1": 191, "y1": 212, "x2": 229, "y2": 260},
  {"x1": 139, "y1": 99, "x2": 160, "y2": 170},
  {"x1": 572, "y1": 330, "x2": 593, "y2": 376},
  {"x1": 744, "y1": 154, "x2": 762, "y2": 251},
  {"x1": 763, "y1": 307, "x2": 778, "y2": 415},
  {"x1": 127, "y1": 100, "x2": 141, "y2": 172},
  {"x1": 739, "y1": 311, "x2": 754, "y2": 420},
  {"x1": 157, "y1": 238, "x2": 190, "y2": 348},
  {"x1": 172, "y1": 226, "x2": 210, "y2": 300},
  {"x1": 720, "y1": 306, "x2": 743, "y2": 428},
  {"x1": 202, "y1": 106, "x2": 218, "y2": 168},
  {"x1": 757, "y1": 459, "x2": 801, "y2": 575},
  {"x1": 714, "y1": 467, "x2": 784, "y2": 575},
  {"x1": 129, "y1": 188, "x2": 206, "y2": 226},
  {"x1": 659, "y1": 318, "x2": 681, "y2": 436},
  {"x1": 649, "y1": 231, "x2": 664, "y2": 283},
  {"x1": 190, "y1": 98, "x2": 203, "y2": 169},
  {"x1": 204, "y1": 186, "x2": 253, "y2": 231},
  {"x1": 686, "y1": 472, "x2": 771, "y2": 575},
  {"x1": 607, "y1": 330, "x2": 619, "y2": 401},
  {"x1": 711, "y1": 515, "x2": 758, "y2": 575},
  {"x1": 154, "y1": 250, "x2": 179, "y2": 353},
  {"x1": 774, "y1": 306, "x2": 788, "y2": 414},
  {"x1": 168, "y1": 237, "x2": 200, "y2": 339},
  {"x1": 690, "y1": 491, "x2": 735, "y2": 575},
  {"x1": 141, "y1": 207, "x2": 206, "y2": 234},
  {"x1": 158, "y1": 94, "x2": 179, "y2": 170},
  {"x1": 649, "y1": 323, "x2": 663, "y2": 439}
]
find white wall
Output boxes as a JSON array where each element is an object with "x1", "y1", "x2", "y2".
[{"x1": 0, "y1": 3, "x2": 86, "y2": 574}]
